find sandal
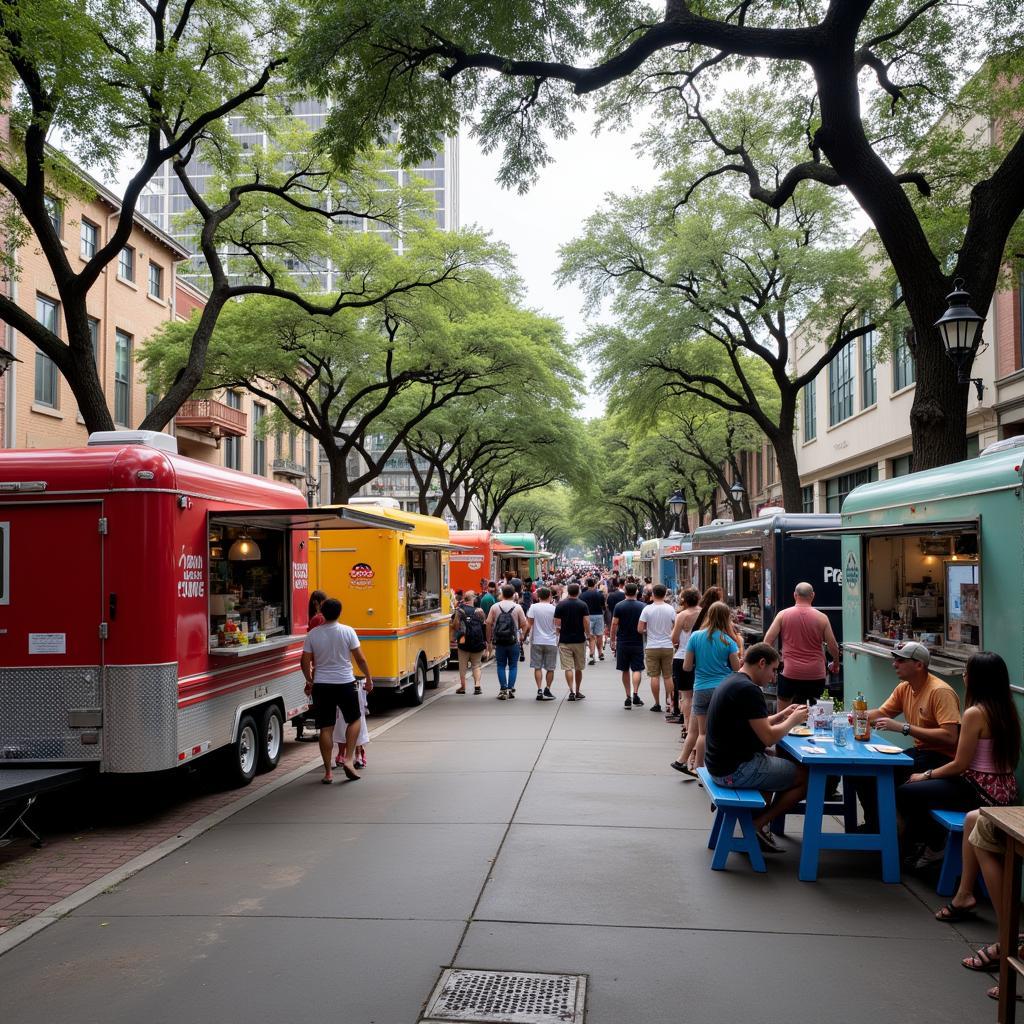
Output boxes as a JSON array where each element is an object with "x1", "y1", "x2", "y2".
[
  {"x1": 988, "y1": 985, "x2": 1024, "y2": 1002},
  {"x1": 322, "y1": 772, "x2": 334, "y2": 785},
  {"x1": 963, "y1": 943, "x2": 1000, "y2": 972},
  {"x1": 935, "y1": 901, "x2": 977, "y2": 923},
  {"x1": 455, "y1": 688, "x2": 466, "y2": 694}
]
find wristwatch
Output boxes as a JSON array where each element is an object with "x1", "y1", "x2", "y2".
[{"x1": 902, "y1": 722, "x2": 911, "y2": 736}]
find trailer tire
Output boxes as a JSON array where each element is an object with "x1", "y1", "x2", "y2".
[
  {"x1": 405, "y1": 658, "x2": 427, "y2": 706},
  {"x1": 427, "y1": 663, "x2": 441, "y2": 689},
  {"x1": 258, "y1": 705, "x2": 284, "y2": 773},
  {"x1": 229, "y1": 714, "x2": 260, "y2": 786}
]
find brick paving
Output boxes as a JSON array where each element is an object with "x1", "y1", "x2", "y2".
[{"x1": 0, "y1": 736, "x2": 320, "y2": 934}]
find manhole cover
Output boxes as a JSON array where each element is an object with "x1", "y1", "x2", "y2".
[{"x1": 422, "y1": 968, "x2": 587, "y2": 1024}]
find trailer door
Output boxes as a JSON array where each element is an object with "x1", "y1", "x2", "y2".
[{"x1": 0, "y1": 501, "x2": 105, "y2": 761}]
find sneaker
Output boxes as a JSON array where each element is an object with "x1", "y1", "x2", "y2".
[
  {"x1": 598, "y1": 654, "x2": 605, "y2": 661},
  {"x1": 650, "y1": 704, "x2": 662, "y2": 713},
  {"x1": 541, "y1": 689, "x2": 556, "y2": 701},
  {"x1": 624, "y1": 698, "x2": 632, "y2": 710},
  {"x1": 665, "y1": 713, "x2": 682, "y2": 723},
  {"x1": 632, "y1": 694, "x2": 643, "y2": 706},
  {"x1": 912, "y1": 846, "x2": 946, "y2": 870},
  {"x1": 473, "y1": 686, "x2": 482, "y2": 695},
  {"x1": 497, "y1": 691, "x2": 507, "y2": 700},
  {"x1": 567, "y1": 692, "x2": 576, "y2": 702},
  {"x1": 575, "y1": 691, "x2": 586, "y2": 699},
  {"x1": 588, "y1": 657, "x2": 596, "y2": 665},
  {"x1": 536, "y1": 690, "x2": 545, "y2": 701},
  {"x1": 756, "y1": 827, "x2": 783, "y2": 854},
  {"x1": 508, "y1": 689, "x2": 516, "y2": 699}
]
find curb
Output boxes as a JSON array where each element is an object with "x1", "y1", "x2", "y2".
[{"x1": 0, "y1": 683, "x2": 458, "y2": 957}]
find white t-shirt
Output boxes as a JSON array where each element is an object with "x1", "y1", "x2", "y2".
[
  {"x1": 527, "y1": 602, "x2": 558, "y2": 646},
  {"x1": 302, "y1": 621, "x2": 360, "y2": 683},
  {"x1": 640, "y1": 602, "x2": 677, "y2": 649}
]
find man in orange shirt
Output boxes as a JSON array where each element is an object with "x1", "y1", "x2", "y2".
[{"x1": 852, "y1": 641, "x2": 961, "y2": 839}]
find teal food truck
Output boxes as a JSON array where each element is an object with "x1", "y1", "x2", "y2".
[
  {"x1": 493, "y1": 532, "x2": 537, "y2": 579},
  {"x1": 831, "y1": 439, "x2": 1022, "y2": 715}
]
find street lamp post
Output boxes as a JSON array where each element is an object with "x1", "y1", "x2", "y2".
[
  {"x1": 729, "y1": 480, "x2": 745, "y2": 516},
  {"x1": 667, "y1": 489, "x2": 688, "y2": 533},
  {"x1": 934, "y1": 278, "x2": 986, "y2": 401}
]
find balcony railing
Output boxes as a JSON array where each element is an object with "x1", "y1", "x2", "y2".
[
  {"x1": 175, "y1": 398, "x2": 247, "y2": 438},
  {"x1": 272, "y1": 458, "x2": 307, "y2": 480}
]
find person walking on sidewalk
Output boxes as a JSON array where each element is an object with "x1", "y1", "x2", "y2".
[
  {"x1": 526, "y1": 586, "x2": 558, "y2": 700},
  {"x1": 301, "y1": 597, "x2": 373, "y2": 784},
  {"x1": 670, "y1": 587, "x2": 701, "y2": 730},
  {"x1": 580, "y1": 577, "x2": 607, "y2": 665},
  {"x1": 763, "y1": 582, "x2": 841, "y2": 711},
  {"x1": 554, "y1": 582, "x2": 591, "y2": 701},
  {"x1": 486, "y1": 585, "x2": 529, "y2": 699},
  {"x1": 452, "y1": 589, "x2": 487, "y2": 695},
  {"x1": 639, "y1": 583, "x2": 677, "y2": 714},
  {"x1": 609, "y1": 581, "x2": 646, "y2": 709}
]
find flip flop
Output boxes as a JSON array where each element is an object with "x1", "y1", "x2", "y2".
[
  {"x1": 988, "y1": 985, "x2": 1024, "y2": 1002},
  {"x1": 934, "y1": 901, "x2": 977, "y2": 923},
  {"x1": 342, "y1": 762, "x2": 361, "y2": 782},
  {"x1": 455, "y1": 688, "x2": 467, "y2": 694}
]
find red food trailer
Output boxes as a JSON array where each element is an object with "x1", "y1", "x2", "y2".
[
  {"x1": 0, "y1": 431, "x2": 402, "y2": 785},
  {"x1": 449, "y1": 530, "x2": 496, "y2": 597}
]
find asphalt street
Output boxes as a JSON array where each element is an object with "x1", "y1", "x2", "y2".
[{"x1": 0, "y1": 656, "x2": 999, "y2": 1023}]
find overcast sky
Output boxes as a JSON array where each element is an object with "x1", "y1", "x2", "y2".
[{"x1": 457, "y1": 110, "x2": 662, "y2": 413}]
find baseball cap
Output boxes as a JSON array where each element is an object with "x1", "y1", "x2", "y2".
[{"x1": 892, "y1": 641, "x2": 930, "y2": 666}]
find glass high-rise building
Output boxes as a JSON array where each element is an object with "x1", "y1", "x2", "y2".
[{"x1": 139, "y1": 102, "x2": 460, "y2": 290}]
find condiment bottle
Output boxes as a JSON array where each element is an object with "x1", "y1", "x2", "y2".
[{"x1": 853, "y1": 691, "x2": 870, "y2": 742}]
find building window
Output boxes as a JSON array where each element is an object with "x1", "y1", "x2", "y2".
[
  {"x1": 893, "y1": 328, "x2": 916, "y2": 391},
  {"x1": 80, "y1": 219, "x2": 98, "y2": 260},
  {"x1": 114, "y1": 330, "x2": 132, "y2": 425},
  {"x1": 224, "y1": 391, "x2": 242, "y2": 470},
  {"x1": 305, "y1": 433, "x2": 313, "y2": 471},
  {"x1": 801, "y1": 485, "x2": 814, "y2": 513},
  {"x1": 146, "y1": 392, "x2": 159, "y2": 416},
  {"x1": 825, "y1": 465, "x2": 879, "y2": 513},
  {"x1": 802, "y1": 378, "x2": 817, "y2": 441},
  {"x1": 252, "y1": 403, "x2": 266, "y2": 475},
  {"x1": 966, "y1": 434, "x2": 980, "y2": 460},
  {"x1": 118, "y1": 246, "x2": 135, "y2": 282},
  {"x1": 44, "y1": 195, "x2": 62, "y2": 236},
  {"x1": 861, "y1": 315, "x2": 877, "y2": 408},
  {"x1": 890, "y1": 454, "x2": 913, "y2": 478},
  {"x1": 148, "y1": 262, "x2": 163, "y2": 299},
  {"x1": 828, "y1": 342, "x2": 854, "y2": 426},
  {"x1": 34, "y1": 295, "x2": 60, "y2": 407},
  {"x1": 766, "y1": 447, "x2": 775, "y2": 485},
  {"x1": 87, "y1": 317, "x2": 99, "y2": 363}
]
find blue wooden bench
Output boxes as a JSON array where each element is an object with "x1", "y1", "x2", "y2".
[
  {"x1": 696, "y1": 767, "x2": 767, "y2": 872},
  {"x1": 931, "y1": 809, "x2": 988, "y2": 899}
]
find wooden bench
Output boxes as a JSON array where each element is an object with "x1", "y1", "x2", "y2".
[
  {"x1": 696, "y1": 766, "x2": 767, "y2": 872},
  {"x1": 930, "y1": 809, "x2": 988, "y2": 899}
]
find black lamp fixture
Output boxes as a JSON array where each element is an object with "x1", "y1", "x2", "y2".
[
  {"x1": 668, "y1": 489, "x2": 688, "y2": 531},
  {"x1": 934, "y1": 278, "x2": 986, "y2": 400},
  {"x1": 730, "y1": 480, "x2": 745, "y2": 504},
  {"x1": 0, "y1": 347, "x2": 20, "y2": 378}
]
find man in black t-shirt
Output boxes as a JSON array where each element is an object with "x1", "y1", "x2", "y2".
[
  {"x1": 554, "y1": 582, "x2": 591, "y2": 700},
  {"x1": 697, "y1": 643, "x2": 810, "y2": 853},
  {"x1": 580, "y1": 577, "x2": 607, "y2": 666},
  {"x1": 609, "y1": 582, "x2": 646, "y2": 709}
]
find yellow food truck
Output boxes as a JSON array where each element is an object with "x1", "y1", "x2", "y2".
[{"x1": 310, "y1": 506, "x2": 453, "y2": 705}]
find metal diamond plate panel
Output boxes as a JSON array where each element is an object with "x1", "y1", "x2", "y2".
[
  {"x1": 422, "y1": 969, "x2": 587, "y2": 1024},
  {"x1": 103, "y1": 663, "x2": 178, "y2": 773},
  {"x1": 0, "y1": 667, "x2": 102, "y2": 761}
]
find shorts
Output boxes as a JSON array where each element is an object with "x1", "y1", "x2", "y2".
[
  {"x1": 530, "y1": 643, "x2": 558, "y2": 670},
  {"x1": 692, "y1": 687, "x2": 717, "y2": 717},
  {"x1": 777, "y1": 675, "x2": 827, "y2": 703},
  {"x1": 312, "y1": 681, "x2": 360, "y2": 729},
  {"x1": 969, "y1": 813, "x2": 1004, "y2": 854},
  {"x1": 457, "y1": 648, "x2": 485, "y2": 671},
  {"x1": 559, "y1": 642, "x2": 587, "y2": 671},
  {"x1": 645, "y1": 647, "x2": 674, "y2": 678},
  {"x1": 588, "y1": 614, "x2": 606, "y2": 636},
  {"x1": 713, "y1": 751, "x2": 798, "y2": 792},
  {"x1": 615, "y1": 641, "x2": 644, "y2": 672},
  {"x1": 672, "y1": 659, "x2": 695, "y2": 693}
]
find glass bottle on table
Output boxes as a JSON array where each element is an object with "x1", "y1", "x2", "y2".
[{"x1": 853, "y1": 691, "x2": 870, "y2": 742}]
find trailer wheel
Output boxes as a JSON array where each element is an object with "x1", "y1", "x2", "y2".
[
  {"x1": 427, "y1": 663, "x2": 441, "y2": 689},
  {"x1": 404, "y1": 658, "x2": 427, "y2": 706},
  {"x1": 229, "y1": 714, "x2": 260, "y2": 786},
  {"x1": 258, "y1": 705, "x2": 284, "y2": 773}
]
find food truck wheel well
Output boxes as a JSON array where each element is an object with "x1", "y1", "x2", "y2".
[
  {"x1": 225, "y1": 713, "x2": 260, "y2": 787},
  {"x1": 404, "y1": 656, "x2": 428, "y2": 706}
]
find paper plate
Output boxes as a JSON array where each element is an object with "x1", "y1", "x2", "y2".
[
  {"x1": 871, "y1": 744, "x2": 903, "y2": 754},
  {"x1": 789, "y1": 726, "x2": 812, "y2": 736}
]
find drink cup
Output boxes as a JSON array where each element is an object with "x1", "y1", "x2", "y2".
[{"x1": 832, "y1": 717, "x2": 849, "y2": 747}]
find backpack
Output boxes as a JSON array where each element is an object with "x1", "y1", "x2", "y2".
[
  {"x1": 458, "y1": 607, "x2": 486, "y2": 652},
  {"x1": 493, "y1": 603, "x2": 519, "y2": 646}
]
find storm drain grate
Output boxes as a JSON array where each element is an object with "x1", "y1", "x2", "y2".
[{"x1": 421, "y1": 968, "x2": 587, "y2": 1024}]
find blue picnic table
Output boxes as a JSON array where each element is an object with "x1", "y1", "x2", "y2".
[{"x1": 777, "y1": 733, "x2": 912, "y2": 883}]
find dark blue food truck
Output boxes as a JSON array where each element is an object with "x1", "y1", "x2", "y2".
[{"x1": 678, "y1": 512, "x2": 843, "y2": 697}]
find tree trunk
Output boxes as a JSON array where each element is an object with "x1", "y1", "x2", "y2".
[
  {"x1": 326, "y1": 449, "x2": 351, "y2": 504},
  {"x1": 768, "y1": 399, "x2": 803, "y2": 513}
]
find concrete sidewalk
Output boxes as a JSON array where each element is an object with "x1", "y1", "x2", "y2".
[{"x1": 0, "y1": 657, "x2": 999, "y2": 1023}]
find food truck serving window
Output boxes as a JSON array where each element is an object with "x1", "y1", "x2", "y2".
[
  {"x1": 862, "y1": 526, "x2": 980, "y2": 655},
  {"x1": 407, "y1": 546, "x2": 441, "y2": 616}
]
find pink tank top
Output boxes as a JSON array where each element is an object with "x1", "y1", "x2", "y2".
[
  {"x1": 970, "y1": 737, "x2": 1000, "y2": 773},
  {"x1": 778, "y1": 605, "x2": 826, "y2": 680}
]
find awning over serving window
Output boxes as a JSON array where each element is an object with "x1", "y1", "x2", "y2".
[
  {"x1": 668, "y1": 545, "x2": 763, "y2": 559},
  {"x1": 786, "y1": 519, "x2": 979, "y2": 540},
  {"x1": 209, "y1": 507, "x2": 415, "y2": 532},
  {"x1": 404, "y1": 538, "x2": 464, "y2": 549}
]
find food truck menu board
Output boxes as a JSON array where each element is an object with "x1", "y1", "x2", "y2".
[{"x1": 946, "y1": 563, "x2": 980, "y2": 646}]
